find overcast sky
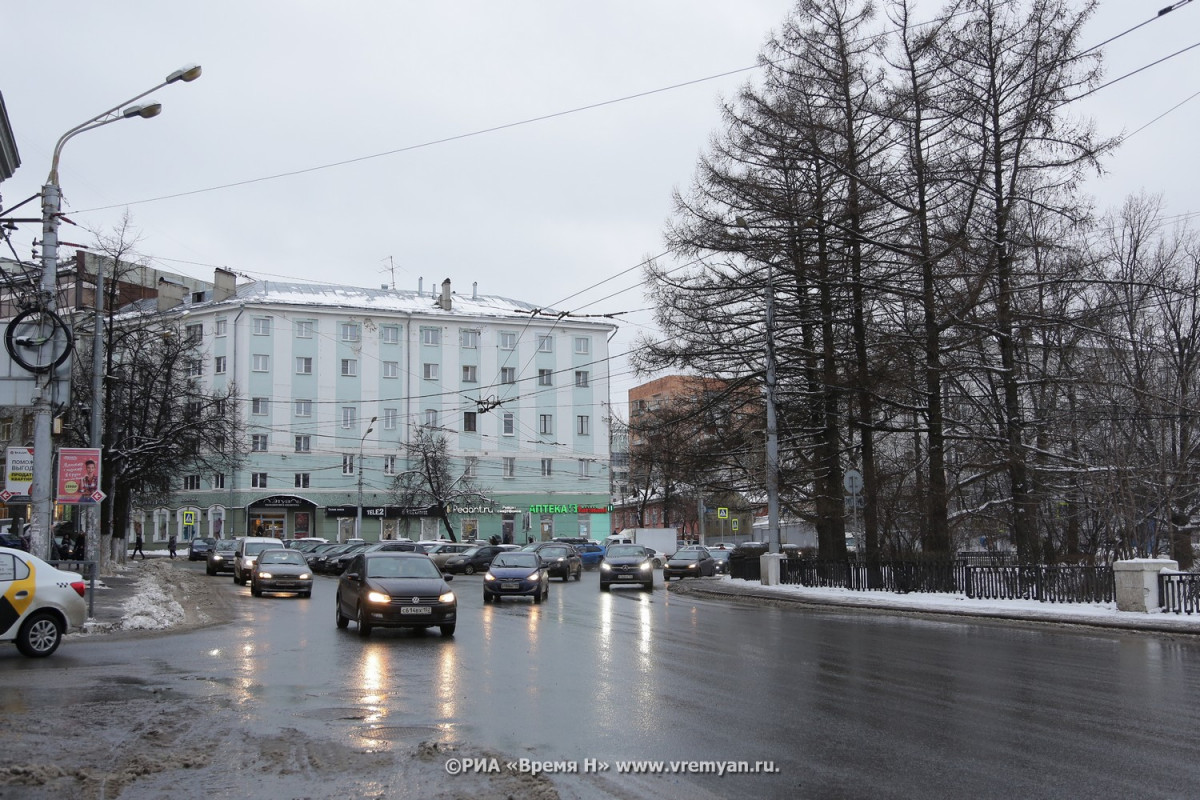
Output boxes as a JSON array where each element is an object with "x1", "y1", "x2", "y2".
[{"x1": 2, "y1": 1, "x2": 1197, "y2": 412}]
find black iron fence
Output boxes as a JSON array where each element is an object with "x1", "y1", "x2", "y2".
[
  {"x1": 771, "y1": 558, "x2": 1115, "y2": 604},
  {"x1": 1159, "y1": 572, "x2": 1200, "y2": 614}
]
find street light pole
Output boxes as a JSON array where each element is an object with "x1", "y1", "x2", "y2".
[
  {"x1": 355, "y1": 416, "x2": 377, "y2": 541},
  {"x1": 28, "y1": 64, "x2": 202, "y2": 562}
]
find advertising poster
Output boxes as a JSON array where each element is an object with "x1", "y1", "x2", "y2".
[
  {"x1": 57, "y1": 447, "x2": 103, "y2": 504},
  {"x1": 5, "y1": 447, "x2": 34, "y2": 497}
]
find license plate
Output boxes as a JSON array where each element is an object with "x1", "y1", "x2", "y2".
[
  {"x1": 501, "y1": 582, "x2": 520, "y2": 590},
  {"x1": 618, "y1": 574, "x2": 633, "y2": 580},
  {"x1": 400, "y1": 606, "x2": 431, "y2": 615}
]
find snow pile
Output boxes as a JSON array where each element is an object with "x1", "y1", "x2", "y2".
[{"x1": 118, "y1": 571, "x2": 187, "y2": 630}]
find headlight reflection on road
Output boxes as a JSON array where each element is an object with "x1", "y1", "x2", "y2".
[{"x1": 436, "y1": 639, "x2": 460, "y2": 720}]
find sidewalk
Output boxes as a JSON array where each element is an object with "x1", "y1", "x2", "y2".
[
  {"x1": 74, "y1": 553, "x2": 222, "y2": 635},
  {"x1": 668, "y1": 577, "x2": 1200, "y2": 635}
]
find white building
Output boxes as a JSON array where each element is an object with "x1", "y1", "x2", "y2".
[{"x1": 139, "y1": 272, "x2": 616, "y2": 545}]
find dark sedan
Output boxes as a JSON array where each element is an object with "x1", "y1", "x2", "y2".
[
  {"x1": 442, "y1": 544, "x2": 513, "y2": 575},
  {"x1": 250, "y1": 548, "x2": 314, "y2": 598},
  {"x1": 188, "y1": 537, "x2": 216, "y2": 561},
  {"x1": 535, "y1": 544, "x2": 582, "y2": 581},
  {"x1": 709, "y1": 548, "x2": 732, "y2": 575},
  {"x1": 205, "y1": 538, "x2": 238, "y2": 575},
  {"x1": 312, "y1": 542, "x2": 371, "y2": 575},
  {"x1": 336, "y1": 552, "x2": 457, "y2": 637},
  {"x1": 663, "y1": 547, "x2": 717, "y2": 581},
  {"x1": 599, "y1": 544, "x2": 654, "y2": 591},
  {"x1": 483, "y1": 550, "x2": 549, "y2": 603}
]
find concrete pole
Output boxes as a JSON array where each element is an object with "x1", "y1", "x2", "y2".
[
  {"x1": 28, "y1": 184, "x2": 60, "y2": 561},
  {"x1": 764, "y1": 260, "x2": 782, "y2": 554}
]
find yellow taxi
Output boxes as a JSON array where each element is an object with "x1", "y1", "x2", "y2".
[{"x1": 0, "y1": 546, "x2": 87, "y2": 657}]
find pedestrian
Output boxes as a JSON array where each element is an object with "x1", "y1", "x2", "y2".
[
  {"x1": 133, "y1": 528, "x2": 146, "y2": 559},
  {"x1": 168, "y1": 531, "x2": 178, "y2": 559}
]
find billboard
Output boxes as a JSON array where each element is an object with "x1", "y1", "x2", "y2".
[{"x1": 56, "y1": 447, "x2": 104, "y2": 504}]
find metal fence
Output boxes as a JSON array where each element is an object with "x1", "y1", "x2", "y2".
[
  {"x1": 1159, "y1": 572, "x2": 1200, "y2": 614},
  {"x1": 49, "y1": 559, "x2": 98, "y2": 618},
  {"x1": 773, "y1": 558, "x2": 1115, "y2": 604}
]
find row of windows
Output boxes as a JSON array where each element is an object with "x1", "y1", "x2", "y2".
[
  {"x1": 188, "y1": 456, "x2": 597, "y2": 491},
  {"x1": 191, "y1": 317, "x2": 592, "y2": 354},
  {"x1": 212, "y1": 356, "x2": 590, "y2": 388},
  {"x1": 250, "y1": 413, "x2": 592, "y2": 451}
]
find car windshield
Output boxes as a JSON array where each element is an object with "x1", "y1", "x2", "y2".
[
  {"x1": 674, "y1": 551, "x2": 702, "y2": 561},
  {"x1": 215, "y1": 540, "x2": 236, "y2": 552},
  {"x1": 259, "y1": 550, "x2": 306, "y2": 565},
  {"x1": 461, "y1": 547, "x2": 481, "y2": 557},
  {"x1": 540, "y1": 547, "x2": 570, "y2": 558},
  {"x1": 492, "y1": 553, "x2": 539, "y2": 569},
  {"x1": 366, "y1": 557, "x2": 441, "y2": 579},
  {"x1": 606, "y1": 545, "x2": 647, "y2": 558},
  {"x1": 246, "y1": 542, "x2": 276, "y2": 556}
]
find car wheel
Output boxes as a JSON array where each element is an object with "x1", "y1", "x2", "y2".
[
  {"x1": 643, "y1": 582, "x2": 654, "y2": 592},
  {"x1": 300, "y1": 591, "x2": 311, "y2": 598},
  {"x1": 357, "y1": 604, "x2": 373, "y2": 637},
  {"x1": 600, "y1": 582, "x2": 610, "y2": 592},
  {"x1": 483, "y1": 592, "x2": 492, "y2": 603},
  {"x1": 653, "y1": 558, "x2": 662, "y2": 568},
  {"x1": 440, "y1": 624, "x2": 456, "y2": 637},
  {"x1": 533, "y1": 587, "x2": 542, "y2": 604},
  {"x1": 206, "y1": 564, "x2": 215, "y2": 576},
  {"x1": 335, "y1": 596, "x2": 349, "y2": 629},
  {"x1": 16, "y1": 611, "x2": 63, "y2": 658},
  {"x1": 464, "y1": 565, "x2": 476, "y2": 575}
]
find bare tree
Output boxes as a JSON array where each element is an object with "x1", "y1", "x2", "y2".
[{"x1": 389, "y1": 426, "x2": 491, "y2": 542}]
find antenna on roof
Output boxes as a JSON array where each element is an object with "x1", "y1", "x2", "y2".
[{"x1": 380, "y1": 255, "x2": 396, "y2": 290}]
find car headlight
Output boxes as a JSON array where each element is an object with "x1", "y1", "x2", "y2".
[
  {"x1": 687, "y1": 563, "x2": 696, "y2": 569},
  {"x1": 640, "y1": 562, "x2": 651, "y2": 571},
  {"x1": 366, "y1": 590, "x2": 391, "y2": 604},
  {"x1": 439, "y1": 591, "x2": 456, "y2": 603},
  {"x1": 600, "y1": 563, "x2": 612, "y2": 571},
  {"x1": 299, "y1": 573, "x2": 311, "y2": 580},
  {"x1": 484, "y1": 573, "x2": 495, "y2": 581},
  {"x1": 212, "y1": 554, "x2": 224, "y2": 561},
  {"x1": 257, "y1": 571, "x2": 273, "y2": 579}
]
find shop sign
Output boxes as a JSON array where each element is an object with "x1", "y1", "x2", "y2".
[
  {"x1": 448, "y1": 503, "x2": 497, "y2": 514},
  {"x1": 528, "y1": 503, "x2": 612, "y2": 515},
  {"x1": 256, "y1": 495, "x2": 307, "y2": 509}
]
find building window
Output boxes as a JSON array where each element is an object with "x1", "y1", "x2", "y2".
[
  {"x1": 341, "y1": 322, "x2": 361, "y2": 342},
  {"x1": 579, "y1": 460, "x2": 592, "y2": 478},
  {"x1": 501, "y1": 367, "x2": 516, "y2": 385},
  {"x1": 382, "y1": 455, "x2": 396, "y2": 476},
  {"x1": 424, "y1": 409, "x2": 439, "y2": 427},
  {"x1": 537, "y1": 334, "x2": 553, "y2": 353},
  {"x1": 500, "y1": 331, "x2": 517, "y2": 350},
  {"x1": 538, "y1": 369, "x2": 553, "y2": 386},
  {"x1": 188, "y1": 359, "x2": 203, "y2": 377},
  {"x1": 575, "y1": 370, "x2": 589, "y2": 387},
  {"x1": 213, "y1": 473, "x2": 225, "y2": 489},
  {"x1": 503, "y1": 412, "x2": 515, "y2": 436},
  {"x1": 253, "y1": 317, "x2": 271, "y2": 336},
  {"x1": 574, "y1": 336, "x2": 590, "y2": 355},
  {"x1": 215, "y1": 319, "x2": 227, "y2": 337},
  {"x1": 184, "y1": 474, "x2": 201, "y2": 491},
  {"x1": 540, "y1": 414, "x2": 553, "y2": 435},
  {"x1": 341, "y1": 359, "x2": 358, "y2": 377},
  {"x1": 251, "y1": 434, "x2": 268, "y2": 451},
  {"x1": 295, "y1": 473, "x2": 310, "y2": 488},
  {"x1": 342, "y1": 455, "x2": 355, "y2": 475},
  {"x1": 464, "y1": 456, "x2": 478, "y2": 478},
  {"x1": 186, "y1": 323, "x2": 203, "y2": 342},
  {"x1": 214, "y1": 356, "x2": 227, "y2": 374},
  {"x1": 295, "y1": 399, "x2": 312, "y2": 417},
  {"x1": 577, "y1": 415, "x2": 590, "y2": 436},
  {"x1": 342, "y1": 407, "x2": 358, "y2": 429},
  {"x1": 381, "y1": 325, "x2": 399, "y2": 344},
  {"x1": 295, "y1": 356, "x2": 313, "y2": 375},
  {"x1": 252, "y1": 354, "x2": 269, "y2": 372},
  {"x1": 462, "y1": 365, "x2": 477, "y2": 383},
  {"x1": 421, "y1": 327, "x2": 441, "y2": 345},
  {"x1": 423, "y1": 363, "x2": 439, "y2": 381},
  {"x1": 503, "y1": 457, "x2": 515, "y2": 478},
  {"x1": 460, "y1": 329, "x2": 479, "y2": 348},
  {"x1": 383, "y1": 408, "x2": 398, "y2": 430},
  {"x1": 295, "y1": 435, "x2": 311, "y2": 452},
  {"x1": 541, "y1": 458, "x2": 553, "y2": 477},
  {"x1": 251, "y1": 472, "x2": 268, "y2": 488},
  {"x1": 464, "y1": 411, "x2": 477, "y2": 432},
  {"x1": 252, "y1": 397, "x2": 269, "y2": 415},
  {"x1": 383, "y1": 361, "x2": 399, "y2": 379},
  {"x1": 296, "y1": 320, "x2": 314, "y2": 338}
]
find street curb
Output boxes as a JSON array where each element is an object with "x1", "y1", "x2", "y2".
[{"x1": 667, "y1": 580, "x2": 1200, "y2": 637}]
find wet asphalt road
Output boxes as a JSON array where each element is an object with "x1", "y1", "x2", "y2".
[{"x1": 7, "y1": 562, "x2": 1200, "y2": 799}]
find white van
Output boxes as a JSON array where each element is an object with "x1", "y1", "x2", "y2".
[{"x1": 232, "y1": 536, "x2": 284, "y2": 585}]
